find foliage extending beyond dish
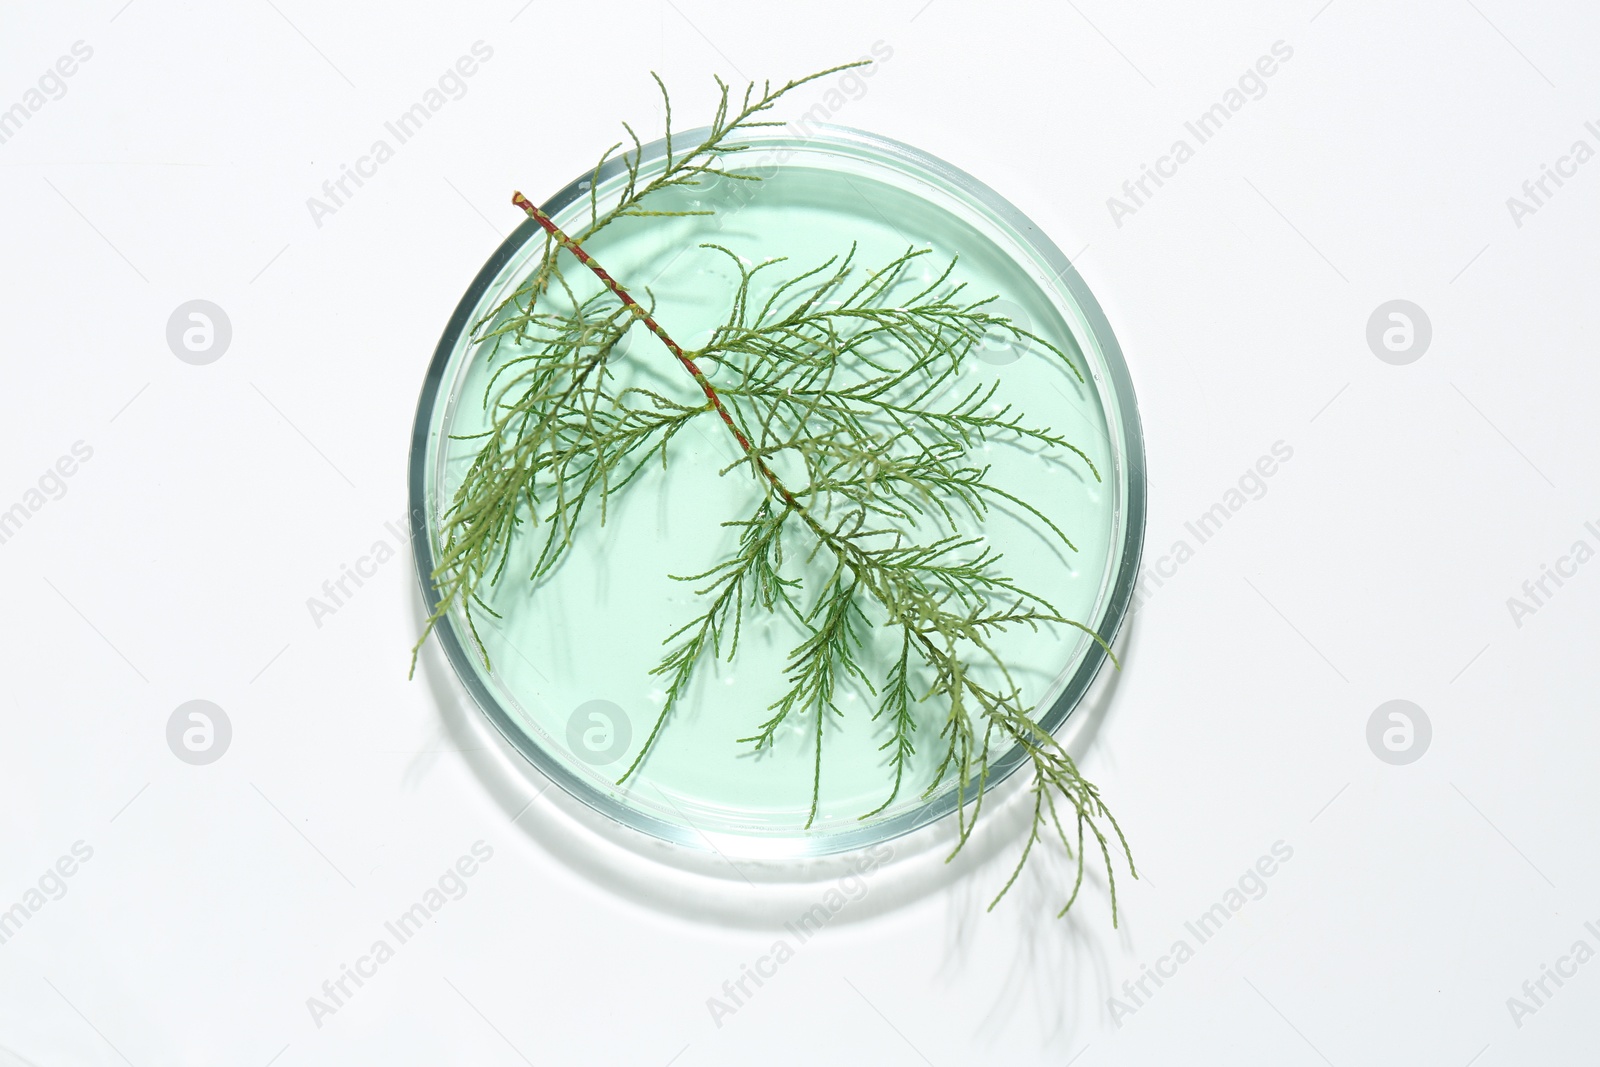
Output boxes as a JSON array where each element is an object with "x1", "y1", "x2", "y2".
[{"x1": 413, "y1": 64, "x2": 1135, "y2": 922}]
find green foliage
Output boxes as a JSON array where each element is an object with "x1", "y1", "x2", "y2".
[{"x1": 414, "y1": 65, "x2": 1136, "y2": 922}]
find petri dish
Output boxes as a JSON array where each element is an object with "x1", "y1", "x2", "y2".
[{"x1": 409, "y1": 124, "x2": 1145, "y2": 859}]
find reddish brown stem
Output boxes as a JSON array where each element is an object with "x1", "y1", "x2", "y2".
[{"x1": 511, "y1": 190, "x2": 802, "y2": 511}]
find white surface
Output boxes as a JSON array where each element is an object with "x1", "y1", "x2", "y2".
[{"x1": 2, "y1": 1, "x2": 1597, "y2": 1064}]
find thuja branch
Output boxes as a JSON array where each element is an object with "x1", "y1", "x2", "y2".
[{"x1": 414, "y1": 67, "x2": 1136, "y2": 922}]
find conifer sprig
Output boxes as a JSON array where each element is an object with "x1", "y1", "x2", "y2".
[{"x1": 414, "y1": 67, "x2": 1136, "y2": 922}]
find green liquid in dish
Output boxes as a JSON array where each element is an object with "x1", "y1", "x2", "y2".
[{"x1": 419, "y1": 130, "x2": 1139, "y2": 854}]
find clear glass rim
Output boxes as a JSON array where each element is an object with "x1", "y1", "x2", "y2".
[{"x1": 407, "y1": 122, "x2": 1148, "y2": 859}]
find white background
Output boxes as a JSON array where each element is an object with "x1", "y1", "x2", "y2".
[{"x1": 2, "y1": 0, "x2": 1598, "y2": 1064}]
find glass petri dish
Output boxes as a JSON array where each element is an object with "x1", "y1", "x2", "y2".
[{"x1": 409, "y1": 124, "x2": 1146, "y2": 859}]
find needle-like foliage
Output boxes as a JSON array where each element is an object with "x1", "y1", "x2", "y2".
[{"x1": 413, "y1": 65, "x2": 1136, "y2": 922}]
